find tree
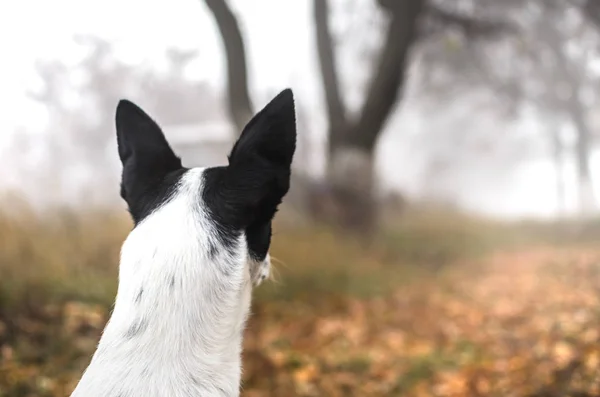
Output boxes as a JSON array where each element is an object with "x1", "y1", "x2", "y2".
[
  {"x1": 514, "y1": 4, "x2": 600, "y2": 215},
  {"x1": 582, "y1": 0, "x2": 600, "y2": 28},
  {"x1": 204, "y1": 0, "x2": 510, "y2": 234},
  {"x1": 315, "y1": 0, "x2": 516, "y2": 232},
  {"x1": 540, "y1": 9, "x2": 600, "y2": 215},
  {"x1": 415, "y1": 1, "x2": 600, "y2": 217},
  {"x1": 313, "y1": 0, "x2": 424, "y2": 234},
  {"x1": 204, "y1": 0, "x2": 254, "y2": 131}
]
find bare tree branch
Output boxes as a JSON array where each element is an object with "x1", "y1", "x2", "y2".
[
  {"x1": 349, "y1": 1, "x2": 425, "y2": 150},
  {"x1": 314, "y1": 0, "x2": 349, "y2": 152},
  {"x1": 423, "y1": 3, "x2": 514, "y2": 39},
  {"x1": 583, "y1": 0, "x2": 600, "y2": 28},
  {"x1": 204, "y1": 0, "x2": 254, "y2": 132}
]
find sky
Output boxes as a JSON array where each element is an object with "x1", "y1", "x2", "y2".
[{"x1": 0, "y1": 0, "x2": 599, "y2": 219}]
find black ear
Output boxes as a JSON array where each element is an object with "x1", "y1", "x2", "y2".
[
  {"x1": 228, "y1": 89, "x2": 296, "y2": 170},
  {"x1": 115, "y1": 100, "x2": 184, "y2": 223},
  {"x1": 203, "y1": 89, "x2": 296, "y2": 231}
]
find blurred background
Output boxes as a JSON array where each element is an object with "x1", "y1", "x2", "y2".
[{"x1": 1, "y1": 0, "x2": 600, "y2": 396}]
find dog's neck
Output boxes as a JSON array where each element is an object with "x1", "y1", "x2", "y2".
[{"x1": 71, "y1": 172, "x2": 253, "y2": 397}]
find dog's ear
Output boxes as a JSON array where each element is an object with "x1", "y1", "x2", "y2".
[
  {"x1": 205, "y1": 89, "x2": 296, "y2": 230},
  {"x1": 115, "y1": 100, "x2": 182, "y2": 217}
]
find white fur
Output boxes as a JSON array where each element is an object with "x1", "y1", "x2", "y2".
[{"x1": 70, "y1": 168, "x2": 269, "y2": 397}]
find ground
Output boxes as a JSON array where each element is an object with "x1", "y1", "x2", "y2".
[
  {"x1": 245, "y1": 249, "x2": 600, "y2": 396},
  {"x1": 1, "y1": 239, "x2": 599, "y2": 396}
]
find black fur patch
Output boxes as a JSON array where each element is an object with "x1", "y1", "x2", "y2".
[
  {"x1": 115, "y1": 99, "x2": 187, "y2": 225},
  {"x1": 114, "y1": 89, "x2": 296, "y2": 262},
  {"x1": 245, "y1": 221, "x2": 272, "y2": 262},
  {"x1": 202, "y1": 89, "x2": 296, "y2": 259}
]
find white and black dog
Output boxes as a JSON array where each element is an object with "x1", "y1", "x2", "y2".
[{"x1": 70, "y1": 89, "x2": 296, "y2": 397}]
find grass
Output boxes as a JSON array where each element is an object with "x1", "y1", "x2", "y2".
[
  {"x1": 0, "y1": 203, "x2": 127, "y2": 311},
  {"x1": 2, "y1": 198, "x2": 600, "y2": 396},
  {"x1": 0, "y1": 201, "x2": 508, "y2": 313},
  {"x1": 2, "y1": 199, "x2": 600, "y2": 313}
]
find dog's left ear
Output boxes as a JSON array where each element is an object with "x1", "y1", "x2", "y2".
[
  {"x1": 115, "y1": 100, "x2": 183, "y2": 220},
  {"x1": 205, "y1": 89, "x2": 296, "y2": 229}
]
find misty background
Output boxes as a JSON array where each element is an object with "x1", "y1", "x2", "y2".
[{"x1": 2, "y1": 0, "x2": 599, "y2": 220}]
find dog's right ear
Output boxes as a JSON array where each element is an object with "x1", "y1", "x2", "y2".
[
  {"x1": 115, "y1": 100, "x2": 183, "y2": 221},
  {"x1": 203, "y1": 89, "x2": 296, "y2": 231}
]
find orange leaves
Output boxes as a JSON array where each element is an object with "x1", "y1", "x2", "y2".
[
  {"x1": 2, "y1": 248, "x2": 600, "y2": 396},
  {"x1": 552, "y1": 341, "x2": 576, "y2": 366},
  {"x1": 240, "y1": 249, "x2": 600, "y2": 396},
  {"x1": 433, "y1": 370, "x2": 469, "y2": 397},
  {"x1": 294, "y1": 365, "x2": 316, "y2": 383}
]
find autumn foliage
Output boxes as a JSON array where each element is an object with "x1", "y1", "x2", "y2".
[{"x1": 0, "y1": 201, "x2": 599, "y2": 396}]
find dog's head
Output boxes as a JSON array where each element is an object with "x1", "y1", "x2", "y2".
[{"x1": 115, "y1": 89, "x2": 296, "y2": 285}]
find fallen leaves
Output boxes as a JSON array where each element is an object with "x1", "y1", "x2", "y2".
[
  {"x1": 1, "y1": 248, "x2": 600, "y2": 396},
  {"x1": 242, "y1": 248, "x2": 600, "y2": 396}
]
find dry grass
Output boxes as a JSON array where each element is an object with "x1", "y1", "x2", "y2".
[
  {"x1": 0, "y1": 199, "x2": 518, "y2": 310},
  {"x1": 1, "y1": 198, "x2": 600, "y2": 396},
  {"x1": 0, "y1": 201, "x2": 128, "y2": 311}
]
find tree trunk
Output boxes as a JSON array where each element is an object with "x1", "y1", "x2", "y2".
[
  {"x1": 569, "y1": 98, "x2": 597, "y2": 216},
  {"x1": 584, "y1": 0, "x2": 600, "y2": 30},
  {"x1": 204, "y1": 0, "x2": 254, "y2": 132},
  {"x1": 313, "y1": 0, "x2": 424, "y2": 235},
  {"x1": 537, "y1": 10, "x2": 596, "y2": 217},
  {"x1": 327, "y1": 145, "x2": 377, "y2": 234},
  {"x1": 313, "y1": 0, "x2": 349, "y2": 154},
  {"x1": 349, "y1": 0, "x2": 424, "y2": 150},
  {"x1": 550, "y1": 126, "x2": 567, "y2": 218}
]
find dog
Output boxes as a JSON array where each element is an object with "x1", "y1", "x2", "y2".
[{"x1": 69, "y1": 89, "x2": 296, "y2": 397}]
